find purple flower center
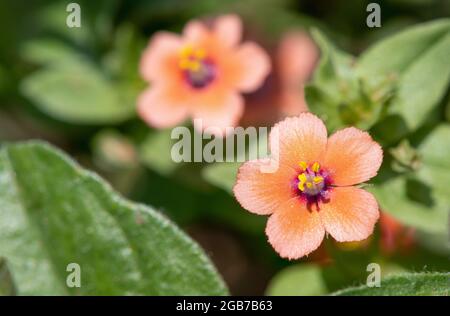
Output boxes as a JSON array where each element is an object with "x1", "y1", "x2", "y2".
[
  {"x1": 292, "y1": 161, "x2": 332, "y2": 207},
  {"x1": 184, "y1": 59, "x2": 216, "y2": 89},
  {"x1": 178, "y1": 45, "x2": 217, "y2": 89}
]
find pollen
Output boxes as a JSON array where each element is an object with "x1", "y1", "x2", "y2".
[
  {"x1": 179, "y1": 45, "x2": 207, "y2": 72},
  {"x1": 312, "y1": 162, "x2": 320, "y2": 173},
  {"x1": 296, "y1": 161, "x2": 327, "y2": 197},
  {"x1": 299, "y1": 161, "x2": 308, "y2": 171},
  {"x1": 178, "y1": 45, "x2": 216, "y2": 88}
]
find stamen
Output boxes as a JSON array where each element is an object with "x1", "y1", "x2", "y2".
[
  {"x1": 313, "y1": 176, "x2": 323, "y2": 184},
  {"x1": 299, "y1": 161, "x2": 308, "y2": 171},
  {"x1": 312, "y1": 162, "x2": 320, "y2": 173},
  {"x1": 180, "y1": 45, "x2": 193, "y2": 58},
  {"x1": 178, "y1": 45, "x2": 216, "y2": 89}
]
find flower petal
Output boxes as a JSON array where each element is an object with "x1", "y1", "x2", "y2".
[
  {"x1": 266, "y1": 198, "x2": 325, "y2": 259},
  {"x1": 319, "y1": 187, "x2": 379, "y2": 242},
  {"x1": 183, "y1": 19, "x2": 210, "y2": 43},
  {"x1": 233, "y1": 158, "x2": 296, "y2": 215},
  {"x1": 137, "y1": 86, "x2": 189, "y2": 128},
  {"x1": 214, "y1": 14, "x2": 242, "y2": 48},
  {"x1": 232, "y1": 42, "x2": 271, "y2": 93},
  {"x1": 140, "y1": 32, "x2": 182, "y2": 82},
  {"x1": 192, "y1": 92, "x2": 244, "y2": 136},
  {"x1": 277, "y1": 31, "x2": 318, "y2": 84},
  {"x1": 269, "y1": 113, "x2": 327, "y2": 169},
  {"x1": 324, "y1": 127, "x2": 383, "y2": 186}
]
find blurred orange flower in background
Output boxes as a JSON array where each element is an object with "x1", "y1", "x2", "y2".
[
  {"x1": 379, "y1": 212, "x2": 415, "y2": 255},
  {"x1": 241, "y1": 31, "x2": 318, "y2": 126},
  {"x1": 233, "y1": 113, "x2": 383, "y2": 259},
  {"x1": 138, "y1": 14, "x2": 271, "y2": 135}
]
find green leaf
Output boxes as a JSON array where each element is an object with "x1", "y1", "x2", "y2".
[
  {"x1": 356, "y1": 19, "x2": 450, "y2": 77},
  {"x1": 0, "y1": 141, "x2": 227, "y2": 295},
  {"x1": 373, "y1": 124, "x2": 450, "y2": 234},
  {"x1": 266, "y1": 264, "x2": 327, "y2": 296},
  {"x1": 309, "y1": 28, "x2": 354, "y2": 95},
  {"x1": 371, "y1": 176, "x2": 448, "y2": 234},
  {"x1": 332, "y1": 272, "x2": 449, "y2": 296},
  {"x1": 21, "y1": 59, "x2": 136, "y2": 124},
  {"x1": 418, "y1": 124, "x2": 450, "y2": 169},
  {"x1": 202, "y1": 162, "x2": 241, "y2": 194},
  {"x1": 21, "y1": 39, "x2": 84, "y2": 66},
  {"x1": 357, "y1": 19, "x2": 450, "y2": 131},
  {"x1": 140, "y1": 129, "x2": 181, "y2": 176},
  {"x1": 307, "y1": 29, "x2": 394, "y2": 131},
  {"x1": 391, "y1": 31, "x2": 450, "y2": 130}
]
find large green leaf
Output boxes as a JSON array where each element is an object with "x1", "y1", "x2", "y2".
[
  {"x1": 0, "y1": 141, "x2": 227, "y2": 295},
  {"x1": 391, "y1": 31, "x2": 450, "y2": 129},
  {"x1": 356, "y1": 19, "x2": 450, "y2": 76},
  {"x1": 357, "y1": 19, "x2": 450, "y2": 130},
  {"x1": 332, "y1": 272, "x2": 449, "y2": 296}
]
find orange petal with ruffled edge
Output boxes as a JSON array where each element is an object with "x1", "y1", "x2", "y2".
[
  {"x1": 324, "y1": 127, "x2": 383, "y2": 186},
  {"x1": 214, "y1": 14, "x2": 242, "y2": 48},
  {"x1": 269, "y1": 113, "x2": 327, "y2": 169},
  {"x1": 192, "y1": 92, "x2": 244, "y2": 136},
  {"x1": 266, "y1": 198, "x2": 325, "y2": 259},
  {"x1": 140, "y1": 32, "x2": 182, "y2": 83},
  {"x1": 319, "y1": 187, "x2": 379, "y2": 242},
  {"x1": 233, "y1": 158, "x2": 296, "y2": 215},
  {"x1": 183, "y1": 19, "x2": 209, "y2": 43},
  {"x1": 137, "y1": 86, "x2": 189, "y2": 128}
]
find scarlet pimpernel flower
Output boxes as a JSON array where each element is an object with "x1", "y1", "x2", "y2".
[
  {"x1": 233, "y1": 113, "x2": 383, "y2": 259},
  {"x1": 138, "y1": 14, "x2": 271, "y2": 135}
]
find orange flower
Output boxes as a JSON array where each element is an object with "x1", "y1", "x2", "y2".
[
  {"x1": 241, "y1": 31, "x2": 318, "y2": 126},
  {"x1": 233, "y1": 113, "x2": 383, "y2": 259},
  {"x1": 379, "y1": 212, "x2": 415, "y2": 255},
  {"x1": 138, "y1": 14, "x2": 271, "y2": 135}
]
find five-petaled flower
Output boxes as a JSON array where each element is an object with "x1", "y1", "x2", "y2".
[
  {"x1": 233, "y1": 113, "x2": 383, "y2": 259},
  {"x1": 138, "y1": 14, "x2": 271, "y2": 136}
]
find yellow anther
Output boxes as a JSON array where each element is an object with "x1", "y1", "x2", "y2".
[
  {"x1": 194, "y1": 49, "x2": 206, "y2": 59},
  {"x1": 306, "y1": 182, "x2": 313, "y2": 189},
  {"x1": 179, "y1": 59, "x2": 191, "y2": 70},
  {"x1": 189, "y1": 61, "x2": 200, "y2": 71},
  {"x1": 179, "y1": 59, "x2": 201, "y2": 72},
  {"x1": 299, "y1": 161, "x2": 308, "y2": 171},
  {"x1": 180, "y1": 45, "x2": 193, "y2": 58},
  {"x1": 313, "y1": 176, "x2": 323, "y2": 184},
  {"x1": 297, "y1": 173, "x2": 307, "y2": 192},
  {"x1": 312, "y1": 162, "x2": 320, "y2": 173},
  {"x1": 298, "y1": 173, "x2": 307, "y2": 182}
]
